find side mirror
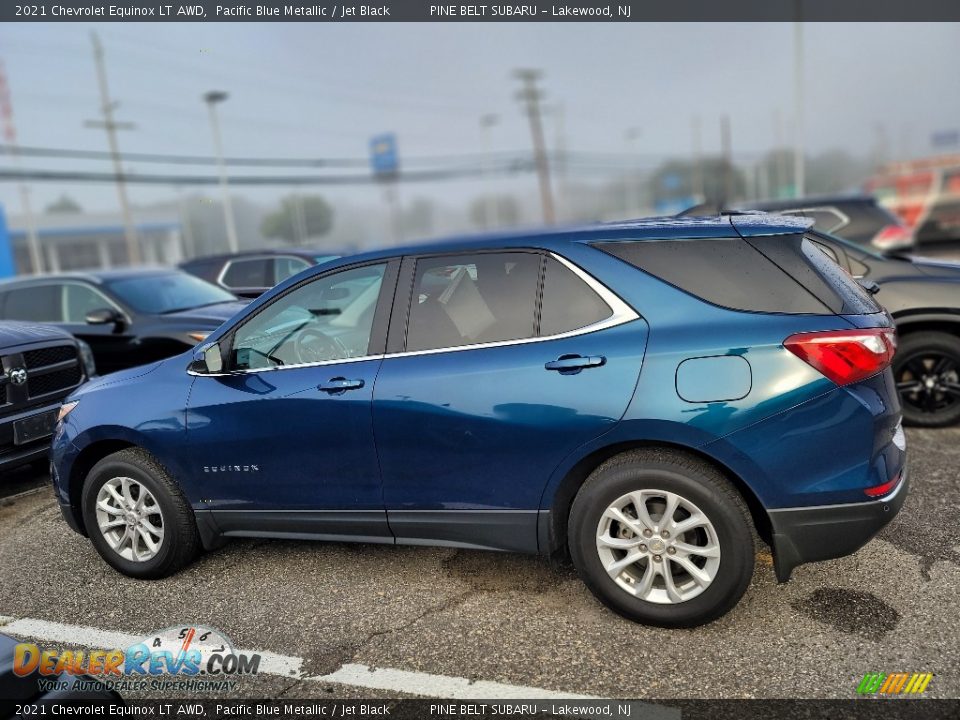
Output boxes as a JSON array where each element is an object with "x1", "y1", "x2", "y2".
[{"x1": 85, "y1": 307, "x2": 122, "y2": 326}]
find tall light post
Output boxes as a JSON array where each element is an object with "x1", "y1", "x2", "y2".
[
  {"x1": 203, "y1": 90, "x2": 239, "y2": 254},
  {"x1": 480, "y1": 113, "x2": 499, "y2": 229}
]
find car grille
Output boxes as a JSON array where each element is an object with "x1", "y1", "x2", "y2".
[
  {"x1": 1, "y1": 341, "x2": 83, "y2": 408},
  {"x1": 24, "y1": 345, "x2": 78, "y2": 369},
  {"x1": 27, "y1": 365, "x2": 83, "y2": 398}
]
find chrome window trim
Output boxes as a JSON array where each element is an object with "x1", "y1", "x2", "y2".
[
  {"x1": 190, "y1": 251, "x2": 639, "y2": 377},
  {"x1": 386, "y1": 252, "x2": 638, "y2": 360}
]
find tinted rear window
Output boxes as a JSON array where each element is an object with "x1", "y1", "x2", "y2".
[{"x1": 594, "y1": 235, "x2": 879, "y2": 315}]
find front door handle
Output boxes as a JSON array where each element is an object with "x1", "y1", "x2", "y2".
[
  {"x1": 318, "y1": 377, "x2": 365, "y2": 394},
  {"x1": 544, "y1": 355, "x2": 606, "y2": 374}
]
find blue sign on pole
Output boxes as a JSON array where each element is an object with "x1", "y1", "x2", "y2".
[
  {"x1": 0, "y1": 205, "x2": 17, "y2": 279},
  {"x1": 369, "y1": 133, "x2": 399, "y2": 178}
]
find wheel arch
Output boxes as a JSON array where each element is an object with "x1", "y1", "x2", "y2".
[
  {"x1": 540, "y1": 439, "x2": 771, "y2": 558},
  {"x1": 65, "y1": 438, "x2": 138, "y2": 535},
  {"x1": 892, "y1": 311, "x2": 960, "y2": 339}
]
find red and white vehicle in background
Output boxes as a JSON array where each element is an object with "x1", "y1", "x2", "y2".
[{"x1": 867, "y1": 155, "x2": 960, "y2": 253}]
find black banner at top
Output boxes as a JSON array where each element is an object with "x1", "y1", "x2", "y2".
[{"x1": 5, "y1": 0, "x2": 960, "y2": 22}]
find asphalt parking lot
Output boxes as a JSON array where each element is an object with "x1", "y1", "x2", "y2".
[{"x1": 1, "y1": 427, "x2": 958, "y2": 701}]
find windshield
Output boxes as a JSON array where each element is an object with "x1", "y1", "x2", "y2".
[{"x1": 106, "y1": 273, "x2": 236, "y2": 314}]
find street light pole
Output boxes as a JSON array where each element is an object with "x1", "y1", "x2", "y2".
[{"x1": 203, "y1": 91, "x2": 239, "y2": 254}]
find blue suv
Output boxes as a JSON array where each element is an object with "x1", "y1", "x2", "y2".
[{"x1": 50, "y1": 214, "x2": 907, "y2": 627}]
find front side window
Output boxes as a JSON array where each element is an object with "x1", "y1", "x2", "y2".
[
  {"x1": 406, "y1": 252, "x2": 540, "y2": 353},
  {"x1": 540, "y1": 256, "x2": 612, "y2": 336},
  {"x1": 231, "y1": 263, "x2": 386, "y2": 371},
  {"x1": 63, "y1": 283, "x2": 116, "y2": 323},
  {"x1": 273, "y1": 257, "x2": 311, "y2": 284}
]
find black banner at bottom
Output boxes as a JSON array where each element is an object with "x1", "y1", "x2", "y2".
[{"x1": 3, "y1": 699, "x2": 959, "y2": 720}]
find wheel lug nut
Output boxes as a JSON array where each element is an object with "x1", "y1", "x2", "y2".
[
  {"x1": 667, "y1": 547, "x2": 676, "y2": 555},
  {"x1": 639, "y1": 544, "x2": 647, "y2": 552},
  {"x1": 642, "y1": 529, "x2": 652, "y2": 538},
  {"x1": 653, "y1": 555, "x2": 662, "y2": 562},
  {"x1": 661, "y1": 531, "x2": 670, "y2": 538}
]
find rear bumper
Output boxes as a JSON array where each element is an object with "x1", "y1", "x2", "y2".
[{"x1": 768, "y1": 468, "x2": 908, "y2": 582}]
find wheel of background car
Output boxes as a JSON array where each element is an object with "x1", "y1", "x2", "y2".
[
  {"x1": 81, "y1": 448, "x2": 200, "y2": 579},
  {"x1": 293, "y1": 326, "x2": 349, "y2": 364},
  {"x1": 568, "y1": 448, "x2": 754, "y2": 627},
  {"x1": 893, "y1": 331, "x2": 960, "y2": 428}
]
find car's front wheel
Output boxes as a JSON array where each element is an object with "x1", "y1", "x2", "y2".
[
  {"x1": 81, "y1": 448, "x2": 200, "y2": 579},
  {"x1": 568, "y1": 449, "x2": 755, "y2": 627}
]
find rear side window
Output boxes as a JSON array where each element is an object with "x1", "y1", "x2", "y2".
[
  {"x1": 406, "y1": 252, "x2": 540, "y2": 352},
  {"x1": 222, "y1": 258, "x2": 270, "y2": 288},
  {"x1": 747, "y1": 235, "x2": 879, "y2": 315},
  {"x1": 540, "y1": 256, "x2": 612, "y2": 336},
  {"x1": 594, "y1": 237, "x2": 831, "y2": 314},
  {"x1": 3, "y1": 285, "x2": 62, "y2": 321}
]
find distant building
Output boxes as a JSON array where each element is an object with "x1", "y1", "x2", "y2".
[{"x1": 6, "y1": 209, "x2": 184, "y2": 275}]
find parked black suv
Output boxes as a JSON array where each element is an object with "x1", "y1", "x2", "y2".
[
  {"x1": 734, "y1": 195, "x2": 914, "y2": 253},
  {"x1": 0, "y1": 269, "x2": 248, "y2": 374},
  {"x1": 180, "y1": 248, "x2": 341, "y2": 298},
  {"x1": 0, "y1": 322, "x2": 94, "y2": 472},
  {"x1": 799, "y1": 230, "x2": 960, "y2": 426}
]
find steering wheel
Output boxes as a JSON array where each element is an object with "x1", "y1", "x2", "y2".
[{"x1": 293, "y1": 327, "x2": 348, "y2": 364}]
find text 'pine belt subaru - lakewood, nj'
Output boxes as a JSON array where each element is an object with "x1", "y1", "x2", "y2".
[{"x1": 50, "y1": 214, "x2": 907, "y2": 627}]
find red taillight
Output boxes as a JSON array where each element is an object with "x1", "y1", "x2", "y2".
[
  {"x1": 865, "y1": 473, "x2": 902, "y2": 498},
  {"x1": 784, "y1": 328, "x2": 898, "y2": 386},
  {"x1": 871, "y1": 224, "x2": 913, "y2": 251}
]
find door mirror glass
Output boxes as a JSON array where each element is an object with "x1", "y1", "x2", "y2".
[
  {"x1": 202, "y1": 343, "x2": 223, "y2": 373},
  {"x1": 85, "y1": 307, "x2": 121, "y2": 325}
]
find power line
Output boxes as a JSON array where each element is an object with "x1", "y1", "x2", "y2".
[{"x1": 0, "y1": 164, "x2": 533, "y2": 186}]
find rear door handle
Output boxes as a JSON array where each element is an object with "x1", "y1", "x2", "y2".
[
  {"x1": 318, "y1": 377, "x2": 365, "y2": 394},
  {"x1": 544, "y1": 355, "x2": 606, "y2": 373}
]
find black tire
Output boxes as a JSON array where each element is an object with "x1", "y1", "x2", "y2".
[
  {"x1": 568, "y1": 448, "x2": 754, "y2": 628},
  {"x1": 81, "y1": 448, "x2": 200, "y2": 579},
  {"x1": 894, "y1": 331, "x2": 960, "y2": 428}
]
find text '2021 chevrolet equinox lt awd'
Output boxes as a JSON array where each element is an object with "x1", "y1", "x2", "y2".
[{"x1": 50, "y1": 214, "x2": 907, "y2": 627}]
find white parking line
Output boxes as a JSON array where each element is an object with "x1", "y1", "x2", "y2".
[{"x1": 0, "y1": 616, "x2": 596, "y2": 700}]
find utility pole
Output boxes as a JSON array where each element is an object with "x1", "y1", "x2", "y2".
[
  {"x1": 514, "y1": 69, "x2": 556, "y2": 224},
  {"x1": 86, "y1": 32, "x2": 140, "y2": 266},
  {"x1": 692, "y1": 115, "x2": 704, "y2": 202},
  {"x1": 792, "y1": 11, "x2": 806, "y2": 197},
  {"x1": 203, "y1": 90, "x2": 240, "y2": 254},
  {"x1": 479, "y1": 113, "x2": 499, "y2": 229},
  {"x1": 0, "y1": 61, "x2": 42, "y2": 274}
]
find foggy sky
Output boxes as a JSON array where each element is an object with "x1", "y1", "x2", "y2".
[{"x1": 1, "y1": 21, "x2": 958, "y2": 212}]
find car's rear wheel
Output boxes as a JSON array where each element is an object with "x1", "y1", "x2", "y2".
[
  {"x1": 894, "y1": 331, "x2": 960, "y2": 428},
  {"x1": 568, "y1": 449, "x2": 754, "y2": 627},
  {"x1": 81, "y1": 448, "x2": 199, "y2": 579}
]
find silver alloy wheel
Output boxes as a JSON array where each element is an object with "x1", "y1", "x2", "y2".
[
  {"x1": 95, "y1": 477, "x2": 164, "y2": 562},
  {"x1": 596, "y1": 489, "x2": 721, "y2": 604}
]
